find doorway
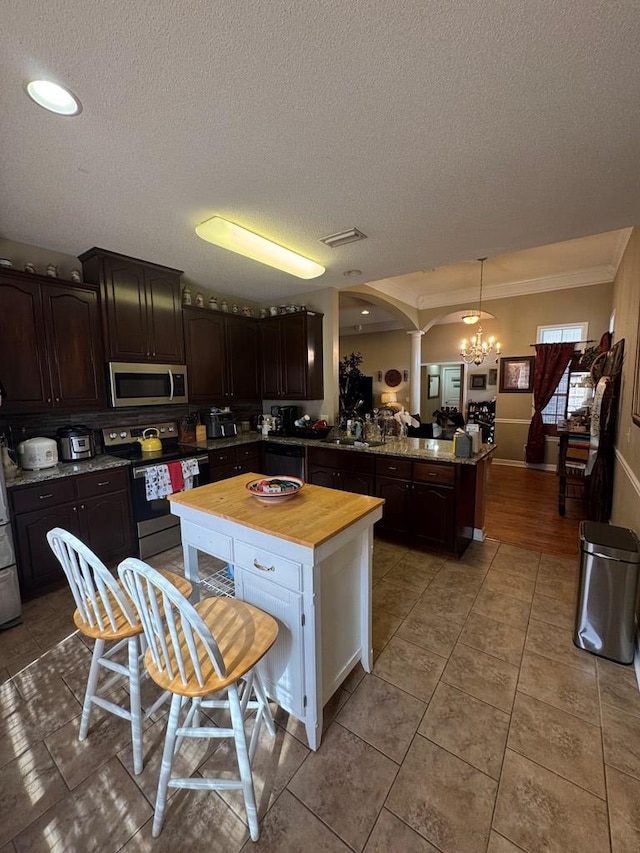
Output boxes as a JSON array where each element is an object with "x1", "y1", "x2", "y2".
[
  {"x1": 420, "y1": 363, "x2": 464, "y2": 421},
  {"x1": 442, "y1": 365, "x2": 463, "y2": 408}
]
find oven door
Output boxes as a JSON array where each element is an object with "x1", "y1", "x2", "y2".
[
  {"x1": 131, "y1": 455, "x2": 209, "y2": 558},
  {"x1": 108, "y1": 362, "x2": 188, "y2": 408}
]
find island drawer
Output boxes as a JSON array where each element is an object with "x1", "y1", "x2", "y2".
[
  {"x1": 412, "y1": 461, "x2": 455, "y2": 485},
  {"x1": 234, "y1": 540, "x2": 301, "y2": 590},
  {"x1": 375, "y1": 457, "x2": 412, "y2": 480},
  {"x1": 182, "y1": 521, "x2": 232, "y2": 562},
  {"x1": 11, "y1": 478, "x2": 76, "y2": 515}
]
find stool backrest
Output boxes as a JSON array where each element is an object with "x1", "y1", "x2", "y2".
[
  {"x1": 118, "y1": 558, "x2": 226, "y2": 687},
  {"x1": 46, "y1": 527, "x2": 137, "y2": 632}
]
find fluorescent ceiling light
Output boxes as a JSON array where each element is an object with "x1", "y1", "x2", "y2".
[
  {"x1": 195, "y1": 216, "x2": 325, "y2": 279},
  {"x1": 26, "y1": 80, "x2": 82, "y2": 115}
]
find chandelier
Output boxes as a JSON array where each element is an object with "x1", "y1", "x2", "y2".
[{"x1": 460, "y1": 257, "x2": 501, "y2": 365}]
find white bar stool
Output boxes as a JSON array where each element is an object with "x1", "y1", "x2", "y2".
[
  {"x1": 118, "y1": 556, "x2": 279, "y2": 840},
  {"x1": 46, "y1": 527, "x2": 192, "y2": 774}
]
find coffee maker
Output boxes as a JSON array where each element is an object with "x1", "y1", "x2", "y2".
[{"x1": 270, "y1": 405, "x2": 300, "y2": 436}]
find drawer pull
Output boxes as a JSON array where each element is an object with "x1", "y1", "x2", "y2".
[
  {"x1": 39, "y1": 493, "x2": 54, "y2": 500},
  {"x1": 97, "y1": 481, "x2": 110, "y2": 487},
  {"x1": 388, "y1": 466, "x2": 397, "y2": 471},
  {"x1": 253, "y1": 558, "x2": 275, "y2": 573},
  {"x1": 428, "y1": 472, "x2": 437, "y2": 477}
]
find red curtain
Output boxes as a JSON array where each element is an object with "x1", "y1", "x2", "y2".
[{"x1": 524, "y1": 342, "x2": 576, "y2": 464}]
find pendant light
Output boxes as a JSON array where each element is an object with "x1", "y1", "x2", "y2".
[{"x1": 460, "y1": 258, "x2": 501, "y2": 365}]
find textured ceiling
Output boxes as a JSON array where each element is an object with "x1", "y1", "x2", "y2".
[{"x1": 2, "y1": 1, "x2": 640, "y2": 305}]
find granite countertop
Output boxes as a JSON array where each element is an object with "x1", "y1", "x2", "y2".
[
  {"x1": 5, "y1": 455, "x2": 132, "y2": 489},
  {"x1": 200, "y1": 432, "x2": 495, "y2": 465},
  {"x1": 5, "y1": 432, "x2": 495, "y2": 489}
]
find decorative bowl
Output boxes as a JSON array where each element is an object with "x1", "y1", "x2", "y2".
[{"x1": 246, "y1": 476, "x2": 304, "y2": 504}]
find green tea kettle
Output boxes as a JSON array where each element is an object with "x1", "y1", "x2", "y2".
[{"x1": 137, "y1": 428, "x2": 162, "y2": 453}]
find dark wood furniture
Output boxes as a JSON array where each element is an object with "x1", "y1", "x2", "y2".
[
  {"x1": 307, "y1": 444, "x2": 477, "y2": 556},
  {"x1": 306, "y1": 445, "x2": 375, "y2": 495},
  {"x1": 10, "y1": 467, "x2": 134, "y2": 596},
  {"x1": 557, "y1": 430, "x2": 589, "y2": 516},
  {"x1": 79, "y1": 247, "x2": 184, "y2": 363},
  {"x1": 260, "y1": 312, "x2": 324, "y2": 400},
  {"x1": 183, "y1": 308, "x2": 260, "y2": 403},
  {"x1": 208, "y1": 442, "x2": 263, "y2": 482},
  {"x1": 0, "y1": 269, "x2": 105, "y2": 413}
]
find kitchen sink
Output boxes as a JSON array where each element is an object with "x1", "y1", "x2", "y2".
[{"x1": 321, "y1": 438, "x2": 384, "y2": 447}]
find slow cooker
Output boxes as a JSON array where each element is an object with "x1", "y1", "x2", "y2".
[{"x1": 56, "y1": 425, "x2": 96, "y2": 462}]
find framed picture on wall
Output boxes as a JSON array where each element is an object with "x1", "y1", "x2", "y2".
[
  {"x1": 499, "y1": 356, "x2": 535, "y2": 393},
  {"x1": 428, "y1": 374, "x2": 440, "y2": 398},
  {"x1": 488, "y1": 368, "x2": 497, "y2": 386},
  {"x1": 471, "y1": 374, "x2": 487, "y2": 390}
]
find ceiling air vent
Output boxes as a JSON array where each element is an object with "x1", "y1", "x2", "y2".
[{"x1": 319, "y1": 227, "x2": 367, "y2": 248}]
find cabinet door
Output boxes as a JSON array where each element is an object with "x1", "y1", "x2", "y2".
[
  {"x1": 259, "y1": 319, "x2": 282, "y2": 398},
  {"x1": 341, "y1": 471, "x2": 375, "y2": 496},
  {"x1": 43, "y1": 284, "x2": 106, "y2": 409},
  {"x1": 280, "y1": 314, "x2": 307, "y2": 399},
  {"x1": 234, "y1": 568, "x2": 305, "y2": 718},
  {"x1": 412, "y1": 483, "x2": 455, "y2": 548},
  {"x1": 307, "y1": 465, "x2": 337, "y2": 489},
  {"x1": 144, "y1": 270, "x2": 184, "y2": 363},
  {"x1": 375, "y1": 476, "x2": 412, "y2": 535},
  {"x1": 14, "y1": 503, "x2": 82, "y2": 593},
  {"x1": 225, "y1": 316, "x2": 260, "y2": 401},
  {"x1": 80, "y1": 489, "x2": 134, "y2": 563},
  {"x1": 184, "y1": 310, "x2": 227, "y2": 402},
  {"x1": 0, "y1": 277, "x2": 51, "y2": 411},
  {"x1": 102, "y1": 257, "x2": 149, "y2": 360}
]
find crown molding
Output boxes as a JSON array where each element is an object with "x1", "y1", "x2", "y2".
[
  {"x1": 612, "y1": 228, "x2": 633, "y2": 273},
  {"x1": 416, "y1": 265, "x2": 615, "y2": 310},
  {"x1": 365, "y1": 278, "x2": 421, "y2": 307}
]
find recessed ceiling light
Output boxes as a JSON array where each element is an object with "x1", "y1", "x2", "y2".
[
  {"x1": 343, "y1": 269, "x2": 362, "y2": 278},
  {"x1": 26, "y1": 80, "x2": 82, "y2": 116},
  {"x1": 361, "y1": 309, "x2": 370, "y2": 315}
]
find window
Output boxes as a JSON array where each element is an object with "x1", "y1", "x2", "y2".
[{"x1": 536, "y1": 323, "x2": 589, "y2": 428}]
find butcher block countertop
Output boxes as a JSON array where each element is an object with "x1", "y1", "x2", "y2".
[{"x1": 168, "y1": 472, "x2": 384, "y2": 549}]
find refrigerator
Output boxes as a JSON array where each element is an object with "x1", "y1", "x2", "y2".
[{"x1": 0, "y1": 463, "x2": 22, "y2": 629}]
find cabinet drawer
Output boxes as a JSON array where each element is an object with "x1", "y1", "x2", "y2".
[
  {"x1": 234, "y1": 540, "x2": 301, "y2": 591},
  {"x1": 308, "y1": 446, "x2": 374, "y2": 474},
  {"x1": 375, "y1": 457, "x2": 412, "y2": 480},
  {"x1": 209, "y1": 448, "x2": 235, "y2": 467},
  {"x1": 76, "y1": 467, "x2": 129, "y2": 499},
  {"x1": 11, "y1": 478, "x2": 76, "y2": 515},
  {"x1": 412, "y1": 461, "x2": 455, "y2": 485},
  {"x1": 236, "y1": 443, "x2": 260, "y2": 462},
  {"x1": 182, "y1": 520, "x2": 232, "y2": 562}
]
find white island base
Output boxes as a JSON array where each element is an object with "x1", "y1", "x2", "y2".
[{"x1": 169, "y1": 474, "x2": 384, "y2": 750}]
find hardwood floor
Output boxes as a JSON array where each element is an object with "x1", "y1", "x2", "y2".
[{"x1": 484, "y1": 463, "x2": 585, "y2": 556}]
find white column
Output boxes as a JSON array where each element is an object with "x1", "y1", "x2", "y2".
[{"x1": 408, "y1": 331, "x2": 424, "y2": 414}]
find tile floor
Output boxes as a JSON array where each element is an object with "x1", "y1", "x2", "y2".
[{"x1": 1, "y1": 538, "x2": 640, "y2": 852}]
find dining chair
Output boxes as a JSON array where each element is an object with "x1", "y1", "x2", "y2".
[
  {"x1": 46, "y1": 527, "x2": 192, "y2": 774},
  {"x1": 117, "y1": 556, "x2": 279, "y2": 840}
]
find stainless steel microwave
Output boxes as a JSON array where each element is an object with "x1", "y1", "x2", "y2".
[{"x1": 107, "y1": 362, "x2": 188, "y2": 408}]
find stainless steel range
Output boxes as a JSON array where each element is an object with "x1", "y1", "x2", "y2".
[{"x1": 103, "y1": 421, "x2": 210, "y2": 559}]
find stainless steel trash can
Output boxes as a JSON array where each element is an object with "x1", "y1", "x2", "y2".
[{"x1": 574, "y1": 521, "x2": 640, "y2": 664}]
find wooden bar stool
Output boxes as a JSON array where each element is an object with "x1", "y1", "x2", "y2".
[
  {"x1": 117, "y1": 557, "x2": 279, "y2": 840},
  {"x1": 46, "y1": 527, "x2": 192, "y2": 774}
]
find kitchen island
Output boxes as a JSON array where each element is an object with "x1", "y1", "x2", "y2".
[{"x1": 168, "y1": 473, "x2": 384, "y2": 750}]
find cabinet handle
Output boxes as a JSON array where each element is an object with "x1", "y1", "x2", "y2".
[
  {"x1": 47, "y1": 397, "x2": 52, "y2": 403},
  {"x1": 72, "y1": 505, "x2": 78, "y2": 512},
  {"x1": 39, "y1": 493, "x2": 54, "y2": 500},
  {"x1": 55, "y1": 396, "x2": 60, "y2": 402},
  {"x1": 80, "y1": 504, "x2": 85, "y2": 509},
  {"x1": 97, "y1": 481, "x2": 110, "y2": 487},
  {"x1": 388, "y1": 466, "x2": 397, "y2": 471},
  {"x1": 427, "y1": 472, "x2": 437, "y2": 477},
  {"x1": 253, "y1": 558, "x2": 275, "y2": 572}
]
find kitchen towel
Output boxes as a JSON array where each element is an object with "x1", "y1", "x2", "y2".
[
  {"x1": 181, "y1": 458, "x2": 199, "y2": 490},
  {"x1": 144, "y1": 465, "x2": 172, "y2": 500},
  {"x1": 167, "y1": 461, "x2": 184, "y2": 493}
]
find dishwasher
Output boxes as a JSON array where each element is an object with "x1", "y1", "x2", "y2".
[{"x1": 263, "y1": 442, "x2": 305, "y2": 479}]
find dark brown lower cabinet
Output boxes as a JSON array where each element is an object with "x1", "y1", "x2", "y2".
[
  {"x1": 11, "y1": 468, "x2": 134, "y2": 597},
  {"x1": 209, "y1": 442, "x2": 263, "y2": 482},
  {"x1": 306, "y1": 446, "x2": 375, "y2": 495}
]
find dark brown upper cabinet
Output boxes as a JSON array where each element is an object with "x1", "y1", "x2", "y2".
[
  {"x1": 259, "y1": 311, "x2": 324, "y2": 400},
  {"x1": 79, "y1": 247, "x2": 184, "y2": 364},
  {"x1": 183, "y1": 308, "x2": 260, "y2": 404},
  {"x1": 0, "y1": 269, "x2": 105, "y2": 413}
]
